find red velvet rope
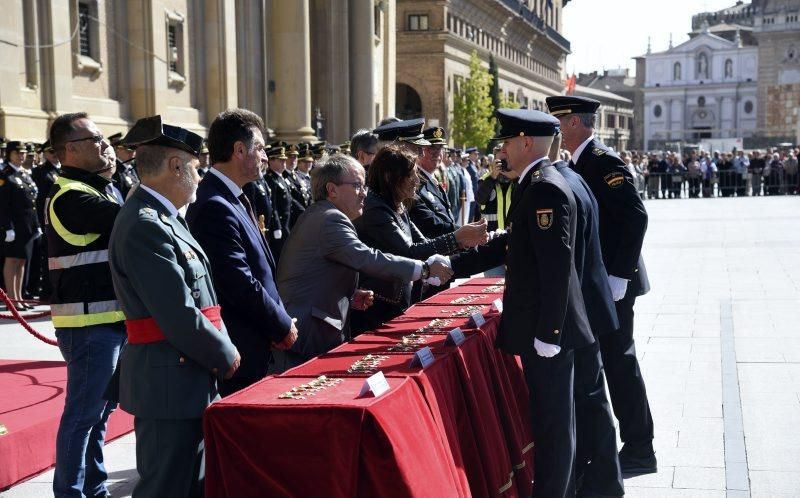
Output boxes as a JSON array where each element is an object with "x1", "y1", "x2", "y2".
[{"x1": 0, "y1": 288, "x2": 58, "y2": 346}]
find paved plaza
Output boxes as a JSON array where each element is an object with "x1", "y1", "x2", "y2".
[{"x1": 2, "y1": 195, "x2": 799, "y2": 498}]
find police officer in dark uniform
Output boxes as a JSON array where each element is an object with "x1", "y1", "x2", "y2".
[
  {"x1": 0, "y1": 141, "x2": 41, "y2": 310},
  {"x1": 108, "y1": 132, "x2": 139, "y2": 199},
  {"x1": 550, "y1": 135, "x2": 624, "y2": 497},
  {"x1": 547, "y1": 95, "x2": 655, "y2": 475},
  {"x1": 283, "y1": 144, "x2": 311, "y2": 228},
  {"x1": 264, "y1": 146, "x2": 292, "y2": 261},
  {"x1": 473, "y1": 110, "x2": 596, "y2": 497},
  {"x1": 197, "y1": 140, "x2": 210, "y2": 178},
  {"x1": 31, "y1": 141, "x2": 61, "y2": 301},
  {"x1": 243, "y1": 143, "x2": 278, "y2": 242},
  {"x1": 410, "y1": 126, "x2": 457, "y2": 238}
]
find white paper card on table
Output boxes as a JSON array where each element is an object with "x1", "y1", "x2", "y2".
[
  {"x1": 445, "y1": 327, "x2": 466, "y2": 346},
  {"x1": 468, "y1": 312, "x2": 485, "y2": 328},
  {"x1": 409, "y1": 346, "x2": 435, "y2": 369},
  {"x1": 358, "y1": 371, "x2": 390, "y2": 398},
  {"x1": 491, "y1": 298, "x2": 503, "y2": 313}
]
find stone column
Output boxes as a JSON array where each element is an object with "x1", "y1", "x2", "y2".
[
  {"x1": 349, "y1": 0, "x2": 376, "y2": 131},
  {"x1": 205, "y1": 0, "x2": 238, "y2": 121},
  {"x1": 126, "y1": 0, "x2": 159, "y2": 119},
  {"x1": 271, "y1": 0, "x2": 316, "y2": 142},
  {"x1": 383, "y1": 0, "x2": 396, "y2": 122}
]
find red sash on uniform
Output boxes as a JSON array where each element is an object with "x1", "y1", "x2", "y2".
[{"x1": 125, "y1": 305, "x2": 222, "y2": 344}]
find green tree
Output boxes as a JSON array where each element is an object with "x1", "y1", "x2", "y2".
[{"x1": 451, "y1": 50, "x2": 495, "y2": 150}]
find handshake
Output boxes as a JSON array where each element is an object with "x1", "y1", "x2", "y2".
[{"x1": 423, "y1": 254, "x2": 454, "y2": 287}]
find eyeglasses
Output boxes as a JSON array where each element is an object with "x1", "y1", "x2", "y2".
[
  {"x1": 339, "y1": 181, "x2": 366, "y2": 193},
  {"x1": 65, "y1": 134, "x2": 105, "y2": 145}
]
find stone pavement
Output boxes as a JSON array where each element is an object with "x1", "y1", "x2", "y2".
[{"x1": 2, "y1": 195, "x2": 799, "y2": 497}]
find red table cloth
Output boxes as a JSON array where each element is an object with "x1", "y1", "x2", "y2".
[
  {"x1": 435, "y1": 283, "x2": 505, "y2": 295},
  {"x1": 400, "y1": 303, "x2": 493, "y2": 320},
  {"x1": 417, "y1": 292, "x2": 501, "y2": 306},
  {"x1": 204, "y1": 376, "x2": 464, "y2": 498}
]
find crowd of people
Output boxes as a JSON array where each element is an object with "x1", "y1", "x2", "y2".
[
  {"x1": 0, "y1": 95, "x2": 659, "y2": 498},
  {"x1": 615, "y1": 147, "x2": 800, "y2": 199}
]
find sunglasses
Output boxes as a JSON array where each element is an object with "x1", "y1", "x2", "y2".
[{"x1": 66, "y1": 134, "x2": 105, "y2": 145}]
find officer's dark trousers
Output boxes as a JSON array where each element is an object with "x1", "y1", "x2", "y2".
[
  {"x1": 601, "y1": 294, "x2": 654, "y2": 451},
  {"x1": 133, "y1": 417, "x2": 204, "y2": 498},
  {"x1": 521, "y1": 349, "x2": 576, "y2": 498},
  {"x1": 575, "y1": 341, "x2": 624, "y2": 496}
]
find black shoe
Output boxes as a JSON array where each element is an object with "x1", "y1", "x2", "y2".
[{"x1": 619, "y1": 451, "x2": 657, "y2": 475}]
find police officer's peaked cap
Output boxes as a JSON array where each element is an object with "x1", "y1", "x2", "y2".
[
  {"x1": 545, "y1": 95, "x2": 601, "y2": 118},
  {"x1": 373, "y1": 118, "x2": 431, "y2": 146},
  {"x1": 108, "y1": 132, "x2": 125, "y2": 147},
  {"x1": 465, "y1": 146, "x2": 478, "y2": 154},
  {"x1": 122, "y1": 115, "x2": 204, "y2": 157},
  {"x1": 423, "y1": 126, "x2": 447, "y2": 145},
  {"x1": 493, "y1": 109, "x2": 560, "y2": 140},
  {"x1": 267, "y1": 146, "x2": 287, "y2": 160},
  {"x1": 298, "y1": 144, "x2": 314, "y2": 162},
  {"x1": 6, "y1": 141, "x2": 26, "y2": 152},
  {"x1": 287, "y1": 144, "x2": 300, "y2": 156}
]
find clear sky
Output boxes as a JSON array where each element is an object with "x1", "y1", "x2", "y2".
[{"x1": 562, "y1": 0, "x2": 742, "y2": 76}]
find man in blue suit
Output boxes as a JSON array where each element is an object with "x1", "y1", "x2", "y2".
[{"x1": 187, "y1": 109, "x2": 297, "y2": 395}]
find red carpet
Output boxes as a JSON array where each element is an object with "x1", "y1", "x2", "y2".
[{"x1": 0, "y1": 360, "x2": 134, "y2": 490}]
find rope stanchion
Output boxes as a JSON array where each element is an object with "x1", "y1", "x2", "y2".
[{"x1": 0, "y1": 288, "x2": 58, "y2": 346}]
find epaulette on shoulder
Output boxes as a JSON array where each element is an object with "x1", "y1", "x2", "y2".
[
  {"x1": 139, "y1": 207, "x2": 157, "y2": 220},
  {"x1": 591, "y1": 147, "x2": 607, "y2": 156}
]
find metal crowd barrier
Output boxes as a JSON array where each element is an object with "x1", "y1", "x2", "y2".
[{"x1": 638, "y1": 171, "x2": 799, "y2": 199}]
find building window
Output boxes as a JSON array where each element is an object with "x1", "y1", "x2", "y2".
[
  {"x1": 165, "y1": 10, "x2": 186, "y2": 88},
  {"x1": 374, "y1": 4, "x2": 381, "y2": 38},
  {"x1": 744, "y1": 101, "x2": 753, "y2": 114},
  {"x1": 608, "y1": 114, "x2": 616, "y2": 128},
  {"x1": 408, "y1": 14, "x2": 429, "y2": 31},
  {"x1": 673, "y1": 62, "x2": 681, "y2": 80},
  {"x1": 653, "y1": 104, "x2": 662, "y2": 118},
  {"x1": 698, "y1": 96, "x2": 706, "y2": 107},
  {"x1": 78, "y1": 2, "x2": 91, "y2": 57},
  {"x1": 73, "y1": 1, "x2": 101, "y2": 76}
]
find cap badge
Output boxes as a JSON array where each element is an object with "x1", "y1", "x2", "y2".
[{"x1": 433, "y1": 128, "x2": 443, "y2": 138}]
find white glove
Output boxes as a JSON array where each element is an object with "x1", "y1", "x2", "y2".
[
  {"x1": 425, "y1": 254, "x2": 451, "y2": 268},
  {"x1": 534, "y1": 338, "x2": 561, "y2": 358},
  {"x1": 608, "y1": 275, "x2": 629, "y2": 301},
  {"x1": 4, "y1": 229, "x2": 15, "y2": 243},
  {"x1": 424, "y1": 276, "x2": 442, "y2": 286},
  {"x1": 487, "y1": 229, "x2": 506, "y2": 241}
]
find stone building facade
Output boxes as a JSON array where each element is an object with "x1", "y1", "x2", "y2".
[
  {"x1": 753, "y1": 0, "x2": 800, "y2": 144},
  {"x1": 395, "y1": 0, "x2": 570, "y2": 135},
  {"x1": 1, "y1": 0, "x2": 395, "y2": 145}
]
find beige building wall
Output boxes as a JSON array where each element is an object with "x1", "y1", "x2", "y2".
[
  {"x1": 1, "y1": 0, "x2": 396, "y2": 145},
  {"x1": 396, "y1": 0, "x2": 569, "y2": 139}
]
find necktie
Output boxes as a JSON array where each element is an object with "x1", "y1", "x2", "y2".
[{"x1": 238, "y1": 193, "x2": 259, "y2": 229}]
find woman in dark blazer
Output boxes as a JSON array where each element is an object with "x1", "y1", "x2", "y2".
[{"x1": 352, "y1": 145, "x2": 486, "y2": 333}]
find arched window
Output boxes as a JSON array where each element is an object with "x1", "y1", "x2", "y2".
[{"x1": 673, "y1": 62, "x2": 681, "y2": 80}]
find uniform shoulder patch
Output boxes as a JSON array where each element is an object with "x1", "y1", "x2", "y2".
[
  {"x1": 604, "y1": 171, "x2": 625, "y2": 188},
  {"x1": 536, "y1": 208, "x2": 553, "y2": 230},
  {"x1": 592, "y1": 147, "x2": 607, "y2": 156}
]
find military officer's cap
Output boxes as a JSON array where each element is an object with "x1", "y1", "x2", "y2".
[
  {"x1": 373, "y1": 118, "x2": 431, "y2": 146},
  {"x1": 122, "y1": 115, "x2": 204, "y2": 157},
  {"x1": 25, "y1": 143, "x2": 35, "y2": 153},
  {"x1": 287, "y1": 144, "x2": 300, "y2": 156},
  {"x1": 298, "y1": 144, "x2": 314, "y2": 162},
  {"x1": 465, "y1": 146, "x2": 478, "y2": 154},
  {"x1": 493, "y1": 109, "x2": 560, "y2": 140},
  {"x1": 340, "y1": 141, "x2": 351, "y2": 154},
  {"x1": 6, "y1": 141, "x2": 26, "y2": 153},
  {"x1": 423, "y1": 126, "x2": 447, "y2": 146},
  {"x1": 325, "y1": 144, "x2": 341, "y2": 154},
  {"x1": 270, "y1": 140, "x2": 289, "y2": 150},
  {"x1": 545, "y1": 95, "x2": 601, "y2": 118},
  {"x1": 267, "y1": 146, "x2": 287, "y2": 160},
  {"x1": 108, "y1": 132, "x2": 124, "y2": 147},
  {"x1": 200, "y1": 140, "x2": 209, "y2": 155},
  {"x1": 311, "y1": 142, "x2": 327, "y2": 159},
  {"x1": 42, "y1": 140, "x2": 54, "y2": 153}
]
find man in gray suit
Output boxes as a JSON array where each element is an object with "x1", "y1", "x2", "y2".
[
  {"x1": 273, "y1": 154, "x2": 453, "y2": 372},
  {"x1": 109, "y1": 116, "x2": 240, "y2": 498}
]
